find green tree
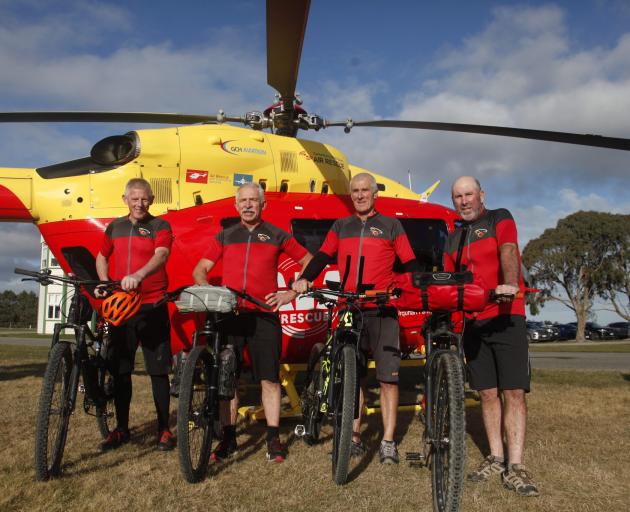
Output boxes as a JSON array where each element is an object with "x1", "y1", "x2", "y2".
[
  {"x1": 0, "y1": 290, "x2": 38, "y2": 328},
  {"x1": 597, "y1": 214, "x2": 630, "y2": 321},
  {"x1": 522, "y1": 211, "x2": 624, "y2": 342}
]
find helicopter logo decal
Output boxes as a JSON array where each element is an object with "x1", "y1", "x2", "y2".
[
  {"x1": 185, "y1": 169, "x2": 208, "y2": 184},
  {"x1": 221, "y1": 140, "x2": 267, "y2": 156},
  {"x1": 233, "y1": 173, "x2": 253, "y2": 186}
]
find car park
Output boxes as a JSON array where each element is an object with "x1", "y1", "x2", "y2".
[
  {"x1": 555, "y1": 323, "x2": 577, "y2": 341},
  {"x1": 567, "y1": 322, "x2": 616, "y2": 341},
  {"x1": 526, "y1": 321, "x2": 553, "y2": 343},
  {"x1": 606, "y1": 321, "x2": 630, "y2": 339}
]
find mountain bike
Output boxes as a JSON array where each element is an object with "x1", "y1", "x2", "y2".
[
  {"x1": 157, "y1": 284, "x2": 272, "y2": 483},
  {"x1": 406, "y1": 272, "x2": 509, "y2": 512},
  {"x1": 295, "y1": 257, "x2": 399, "y2": 485},
  {"x1": 16, "y1": 268, "x2": 120, "y2": 481}
]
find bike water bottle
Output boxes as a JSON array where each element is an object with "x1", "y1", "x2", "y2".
[{"x1": 218, "y1": 345, "x2": 237, "y2": 400}]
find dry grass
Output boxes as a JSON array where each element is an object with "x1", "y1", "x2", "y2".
[{"x1": 1, "y1": 345, "x2": 629, "y2": 512}]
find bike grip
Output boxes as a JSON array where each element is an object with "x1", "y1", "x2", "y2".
[{"x1": 364, "y1": 289, "x2": 390, "y2": 297}]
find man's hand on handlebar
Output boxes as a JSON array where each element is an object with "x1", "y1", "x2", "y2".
[
  {"x1": 265, "y1": 290, "x2": 298, "y2": 312},
  {"x1": 121, "y1": 273, "x2": 142, "y2": 291},
  {"x1": 291, "y1": 277, "x2": 311, "y2": 294},
  {"x1": 494, "y1": 283, "x2": 519, "y2": 303}
]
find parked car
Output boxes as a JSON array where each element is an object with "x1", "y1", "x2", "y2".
[
  {"x1": 555, "y1": 323, "x2": 577, "y2": 340},
  {"x1": 526, "y1": 321, "x2": 553, "y2": 343},
  {"x1": 567, "y1": 322, "x2": 616, "y2": 341},
  {"x1": 545, "y1": 323, "x2": 561, "y2": 341},
  {"x1": 606, "y1": 321, "x2": 630, "y2": 339}
]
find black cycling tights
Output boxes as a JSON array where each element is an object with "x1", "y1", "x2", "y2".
[
  {"x1": 150, "y1": 374, "x2": 171, "y2": 432},
  {"x1": 114, "y1": 374, "x2": 170, "y2": 433}
]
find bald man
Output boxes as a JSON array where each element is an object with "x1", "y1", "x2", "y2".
[{"x1": 443, "y1": 176, "x2": 539, "y2": 497}]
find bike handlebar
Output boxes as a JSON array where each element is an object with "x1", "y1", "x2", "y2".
[
  {"x1": 304, "y1": 286, "x2": 401, "y2": 305},
  {"x1": 155, "y1": 285, "x2": 273, "y2": 311},
  {"x1": 14, "y1": 267, "x2": 119, "y2": 290}
]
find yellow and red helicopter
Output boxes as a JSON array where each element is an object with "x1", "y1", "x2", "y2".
[{"x1": 1, "y1": 0, "x2": 629, "y2": 367}]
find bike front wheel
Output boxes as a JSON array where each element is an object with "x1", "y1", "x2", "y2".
[
  {"x1": 177, "y1": 346, "x2": 214, "y2": 483},
  {"x1": 34, "y1": 342, "x2": 74, "y2": 481},
  {"x1": 331, "y1": 344, "x2": 357, "y2": 485},
  {"x1": 431, "y1": 351, "x2": 466, "y2": 512}
]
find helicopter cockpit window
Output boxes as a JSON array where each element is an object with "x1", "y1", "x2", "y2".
[
  {"x1": 291, "y1": 219, "x2": 336, "y2": 255},
  {"x1": 395, "y1": 218, "x2": 448, "y2": 272}
]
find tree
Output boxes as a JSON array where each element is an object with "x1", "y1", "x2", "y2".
[
  {"x1": 597, "y1": 214, "x2": 630, "y2": 321},
  {"x1": 0, "y1": 290, "x2": 38, "y2": 328},
  {"x1": 522, "y1": 211, "x2": 625, "y2": 342}
]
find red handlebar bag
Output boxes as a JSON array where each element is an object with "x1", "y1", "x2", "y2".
[{"x1": 394, "y1": 271, "x2": 489, "y2": 312}]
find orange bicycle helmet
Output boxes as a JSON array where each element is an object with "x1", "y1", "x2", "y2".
[{"x1": 100, "y1": 290, "x2": 142, "y2": 326}]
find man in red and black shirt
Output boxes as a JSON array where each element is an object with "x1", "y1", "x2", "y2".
[
  {"x1": 193, "y1": 183, "x2": 311, "y2": 463},
  {"x1": 444, "y1": 176, "x2": 539, "y2": 497},
  {"x1": 95, "y1": 178, "x2": 174, "y2": 452},
  {"x1": 293, "y1": 172, "x2": 418, "y2": 465}
]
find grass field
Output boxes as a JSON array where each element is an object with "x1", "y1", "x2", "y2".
[
  {"x1": 528, "y1": 341, "x2": 630, "y2": 353},
  {"x1": 1, "y1": 344, "x2": 629, "y2": 512}
]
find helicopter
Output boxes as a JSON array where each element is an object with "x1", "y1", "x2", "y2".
[{"x1": 1, "y1": 0, "x2": 630, "y2": 365}]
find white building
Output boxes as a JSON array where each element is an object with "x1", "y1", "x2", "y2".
[{"x1": 37, "y1": 238, "x2": 74, "y2": 335}]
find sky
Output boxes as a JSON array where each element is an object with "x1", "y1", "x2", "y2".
[{"x1": 1, "y1": 0, "x2": 629, "y2": 324}]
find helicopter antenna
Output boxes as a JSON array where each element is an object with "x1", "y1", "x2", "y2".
[{"x1": 408, "y1": 170, "x2": 413, "y2": 191}]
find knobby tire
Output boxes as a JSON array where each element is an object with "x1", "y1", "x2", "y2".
[
  {"x1": 431, "y1": 351, "x2": 466, "y2": 512},
  {"x1": 331, "y1": 344, "x2": 357, "y2": 485},
  {"x1": 34, "y1": 342, "x2": 73, "y2": 481},
  {"x1": 177, "y1": 346, "x2": 214, "y2": 483}
]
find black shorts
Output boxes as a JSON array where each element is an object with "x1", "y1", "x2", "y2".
[
  {"x1": 221, "y1": 312, "x2": 281, "y2": 384},
  {"x1": 464, "y1": 314, "x2": 530, "y2": 392},
  {"x1": 107, "y1": 303, "x2": 172, "y2": 376},
  {"x1": 358, "y1": 307, "x2": 401, "y2": 384}
]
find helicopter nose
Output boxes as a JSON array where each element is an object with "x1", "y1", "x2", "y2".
[{"x1": 0, "y1": 178, "x2": 34, "y2": 221}]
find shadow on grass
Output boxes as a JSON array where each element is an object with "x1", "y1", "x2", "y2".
[{"x1": 0, "y1": 362, "x2": 47, "y2": 381}]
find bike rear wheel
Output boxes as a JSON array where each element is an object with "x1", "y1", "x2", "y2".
[
  {"x1": 331, "y1": 344, "x2": 357, "y2": 485},
  {"x1": 34, "y1": 342, "x2": 74, "y2": 481},
  {"x1": 177, "y1": 346, "x2": 214, "y2": 483},
  {"x1": 431, "y1": 351, "x2": 466, "y2": 512},
  {"x1": 301, "y1": 342, "x2": 325, "y2": 445}
]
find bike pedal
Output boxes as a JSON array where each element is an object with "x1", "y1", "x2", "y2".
[
  {"x1": 294, "y1": 424, "x2": 306, "y2": 437},
  {"x1": 405, "y1": 451, "x2": 425, "y2": 461}
]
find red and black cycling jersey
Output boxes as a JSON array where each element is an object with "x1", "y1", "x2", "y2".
[
  {"x1": 443, "y1": 208, "x2": 525, "y2": 320},
  {"x1": 302, "y1": 212, "x2": 416, "y2": 293},
  {"x1": 204, "y1": 220, "x2": 307, "y2": 311},
  {"x1": 100, "y1": 215, "x2": 173, "y2": 305}
]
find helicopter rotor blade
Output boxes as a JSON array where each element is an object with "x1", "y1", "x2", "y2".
[
  {"x1": 266, "y1": 0, "x2": 310, "y2": 101},
  {"x1": 326, "y1": 119, "x2": 630, "y2": 151},
  {"x1": 0, "y1": 112, "x2": 244, "y2": 125}
]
